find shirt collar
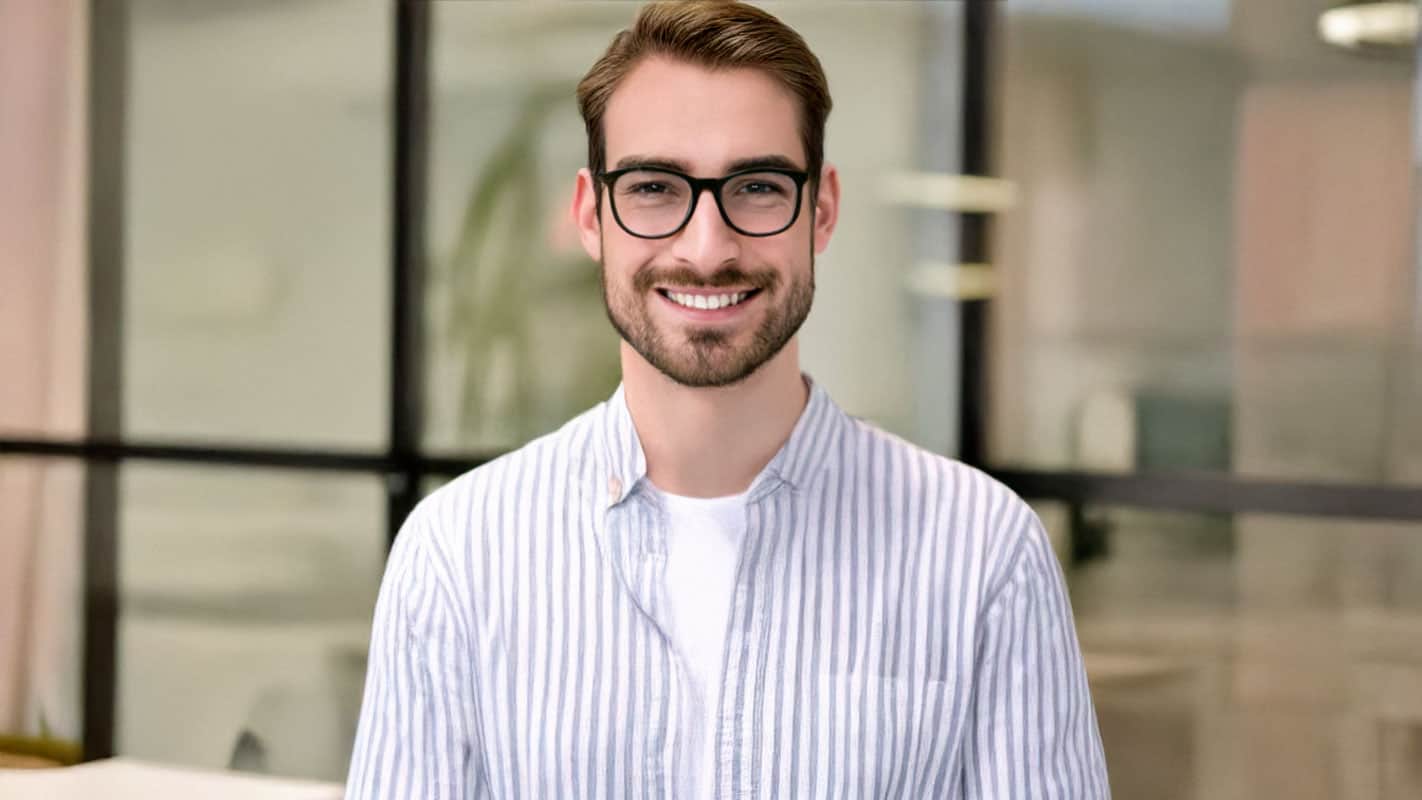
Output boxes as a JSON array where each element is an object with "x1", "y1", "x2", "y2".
[{"x1": 598, "y1": 374, "x2": 847, "y2": 509}]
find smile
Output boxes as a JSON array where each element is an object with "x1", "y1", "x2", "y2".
[{"x1": 655, "y1": 288, "x2": 761, "y2": 311}]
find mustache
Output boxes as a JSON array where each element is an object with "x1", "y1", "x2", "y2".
[{"x1": 632, "y1": 264, "x2": 780, "y2": 294}]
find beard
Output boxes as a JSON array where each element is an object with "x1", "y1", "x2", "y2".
[{"x1": 600, "y1": 257, "x2": 814, "y2": 389}]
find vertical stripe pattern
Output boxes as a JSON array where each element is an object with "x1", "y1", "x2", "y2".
[{"x1": 346, "y1": 378, "x2": 1110, "y2": 798}]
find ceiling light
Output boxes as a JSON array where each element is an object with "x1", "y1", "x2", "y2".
[{"x1": 1318, "y1": 2, "x2": 1419, "y2": 50}]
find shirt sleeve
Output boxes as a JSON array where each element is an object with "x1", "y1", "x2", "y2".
[
  {"x1": 345, "y1": 513, "x2": 484, "y2": 799},
  {"x1": 960, "y1": 513, "x2": 1111, "y2": 799}
]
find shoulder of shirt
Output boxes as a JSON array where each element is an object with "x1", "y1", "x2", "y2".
[
  {"x1": 840, "y1": 412, "x2": 1027, "y2": 506},
  {"x1": 394, "y1": 401, "x2": 605, "y2": 554},
  {"x1": 841, "y1": 413, "x2": 1045, "y2": 573}
]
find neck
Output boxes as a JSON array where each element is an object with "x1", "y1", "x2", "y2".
[{"x1": 621, "y1": 340, "x2": 809, "y2": 498}]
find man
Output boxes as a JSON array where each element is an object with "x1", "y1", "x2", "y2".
[{"x1": 346, "y1": 2, "x2": 1108, "y2": 797}]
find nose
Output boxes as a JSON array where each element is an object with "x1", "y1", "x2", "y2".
[{"x1": 667, "y1": 186, "x2": 740, "y2": 272}]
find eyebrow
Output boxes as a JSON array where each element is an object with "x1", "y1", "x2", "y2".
[
  {"x1": 726, "y1": 155, "x2": 803, "y2": 173},
  {"x1": 612, "y1": 154, "x2": 805, "y2": 174}
]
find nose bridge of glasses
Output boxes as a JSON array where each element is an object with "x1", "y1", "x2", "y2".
[
  {"x1": 674, "y1": 186, "x2": 733, "y2": 253},
  {"x1": 686, "y1": 176, "x2": 734, "y2": 229}
]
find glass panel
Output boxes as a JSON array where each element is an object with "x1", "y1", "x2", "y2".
[
  {"x1": 422, "y1": 473, "x2": 453, "y2": 499},
  {"x1": 1071, "y1": 505, "x2": 1422, "y2": 799},
  {"x1": 423, "y1": 1, "x2": 621, "y2": 452},
  {"x1": 0, "y1": 458, "x2": 84, "y2": 744},
  {"x1": 990, "y1": 0, "x2": 1421, "y2": 486},
  {"x1": 115, "y1": 465, "x2": 383, "y2": 782},
  {"x1": 424, "y1": 1, "x2": 963, "y2": 453},
  {"x1": 123, "y1": 0, "x2": 390, "y2": 449},
  {"x1": 785, "y1": 0, "x2": 963, "y2": 454}
]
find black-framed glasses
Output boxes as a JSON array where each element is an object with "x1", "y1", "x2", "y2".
[{"x1": 597, "y1": 166, "x2": 810, "y2": 239}]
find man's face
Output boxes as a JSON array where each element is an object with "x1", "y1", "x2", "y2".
[{"x1": 573, "y1": 56, "x2": 839, "y2": 388}]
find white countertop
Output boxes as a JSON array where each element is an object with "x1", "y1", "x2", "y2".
[{"x1": 0, "y1": 758, "x2": 343, "y2": 799}]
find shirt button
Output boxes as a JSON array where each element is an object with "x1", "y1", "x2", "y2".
[{"x1": 608, "y1": 477, "x2": 622, "y2": 502}]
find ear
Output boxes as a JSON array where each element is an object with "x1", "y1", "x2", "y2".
[
  {"x1": 571, "y1": 167, "x2": 603, "y2": 262},
  {"x1": 811, "y1": 163, "x2": 840, "y2": 255}
]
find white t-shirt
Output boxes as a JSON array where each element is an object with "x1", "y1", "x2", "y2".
[{"x1": 658, "y1": 488, "x2": 749, "y2": 800}]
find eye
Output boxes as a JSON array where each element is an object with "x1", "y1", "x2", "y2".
[
  {"x1": 738, "y1": 181, "x2": 786, "y2": 196},
  {"x1": 727, "y1": 173, "x2": 795, "y2": 199},
  {"x1": 626, "y1": 181, "x2": 670, "y2": 195}
]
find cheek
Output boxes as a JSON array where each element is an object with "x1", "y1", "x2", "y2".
[
  {"x1": 753, "y1": 234, "x2": 812, "y2": 273},
  {"x1": 601, "y1": 237, "x2": 658, "y2": 282}
]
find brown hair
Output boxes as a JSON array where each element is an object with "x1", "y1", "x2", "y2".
[{"x1": 576, "y1": 0, "x2": 831, "y2": 187}]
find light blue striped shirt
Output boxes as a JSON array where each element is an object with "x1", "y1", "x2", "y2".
[{"x1": 347, "y1": 379, "x2": 1109, "y2": 798}]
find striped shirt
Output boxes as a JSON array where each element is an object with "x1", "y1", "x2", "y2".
[{"x1": 346, "y1": 378, "x2": 1109, "y2": 798}]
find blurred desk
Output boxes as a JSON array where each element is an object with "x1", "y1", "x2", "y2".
[{"x1": 0, "y1": 758, "x2": 343, "y2": 799}]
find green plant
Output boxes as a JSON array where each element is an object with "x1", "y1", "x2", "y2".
[{"x1": 442, "y1": 81, "x2": 620, "y2": 446}]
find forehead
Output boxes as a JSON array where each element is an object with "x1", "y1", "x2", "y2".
[{"x1": 602, "y1": 56, "x2": 805, "y2": 173}]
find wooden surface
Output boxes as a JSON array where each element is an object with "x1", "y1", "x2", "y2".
[{"x1": 0, "y1": 752, "x2": 62, "y2": 769}]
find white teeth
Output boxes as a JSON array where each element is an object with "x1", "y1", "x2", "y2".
[{"x1": 665, "y1": 290, "x2": 752, "y2": 310}]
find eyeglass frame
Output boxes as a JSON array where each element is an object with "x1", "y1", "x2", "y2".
[{"x1": 595, "y1": 165, "x2": 812, "y2": 240}]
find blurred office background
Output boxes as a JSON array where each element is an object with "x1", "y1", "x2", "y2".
[{"x1": 1, "y1": 0, "x2": 1419, "y2": 797}]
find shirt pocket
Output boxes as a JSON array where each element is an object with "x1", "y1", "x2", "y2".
[{"x1": 807, "y1": 672, "x2": 955, "y2": 799}]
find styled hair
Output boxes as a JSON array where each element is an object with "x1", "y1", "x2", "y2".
[{"x1": 576, "y1": 0, "x2": 831, "y2": 187}]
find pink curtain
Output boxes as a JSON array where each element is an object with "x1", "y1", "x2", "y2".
[{"x1": 0, "y1": 0, "x2": 87, "y2": 741}]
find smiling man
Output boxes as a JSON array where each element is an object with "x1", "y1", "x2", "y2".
[{"x1": 346, "y1": 2, "x2": 1108, "y2": 798}]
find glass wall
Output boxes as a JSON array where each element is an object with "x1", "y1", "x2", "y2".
[
  {"x1": 1071, "y1": 507, "x2": 1422, "y2": 799},
  {"x1": 115, "y1": 465, "x2": 382, "y2": 781},
  {"x1": 990, "y1": 0, "x2": 1418, "y2": 486},
  {"x1": 124, "y1": 0, "x2": 391, "y2": 451},
  {"x1": 992, "y1": 2, "x2": 1422, "y2": 797},
  {"x1": 109, "y1": 0, "x2": 392, "y2": 780}
]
